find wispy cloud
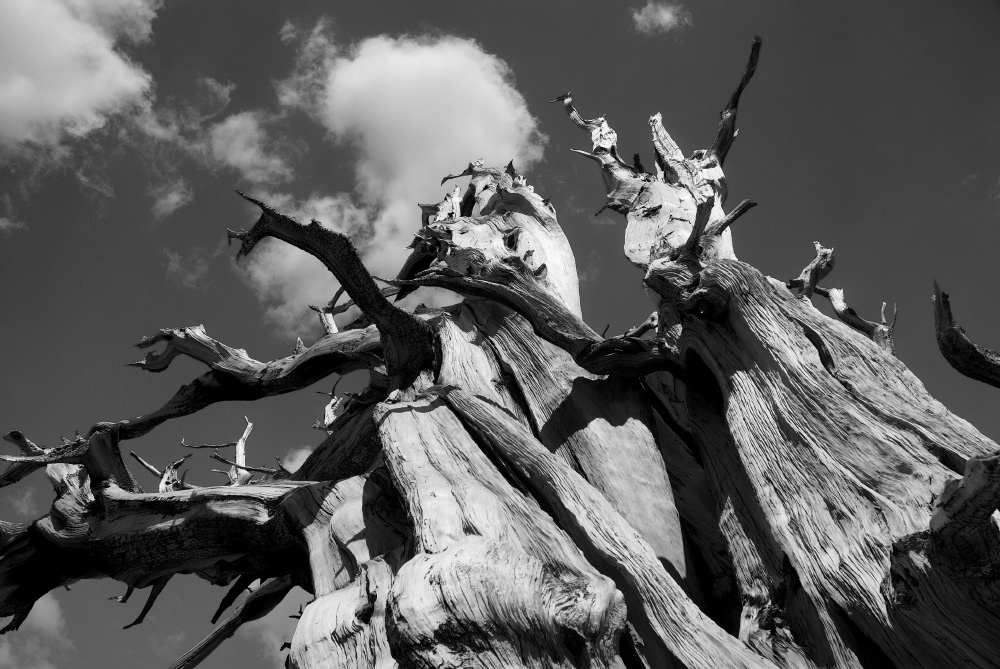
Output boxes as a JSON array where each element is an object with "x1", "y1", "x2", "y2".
[
  {"x1": 149, "y1": 178, "x2": 193, "y2": 220},
  {"x1": 165, "y1": 247, "x2": 210, "y2": 289},
  {"x1": 0, "y1": 217, "x2": 25, "y2": 233},
  {"x1": 246, "y1": 23, "x2": 547, "y2": 335},
  {"x1": 0, "y1": 194, "x2": 27, "y2": 233},
  {"x1": 631, "y1": 1, "x2": 692, "y2": 36},
  {"x1": 1, "y1": 487, "x2": 38, "y2": 516},
  {"x1": 208, "y1": 111, "x2": 294, "y2": 185},
  {"x1": 149, "y1": 630, "x2": 186, "y2": 661}
]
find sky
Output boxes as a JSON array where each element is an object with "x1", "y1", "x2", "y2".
[{"x1": 1, "y1": 1, "x2": 999, "y2": 667}]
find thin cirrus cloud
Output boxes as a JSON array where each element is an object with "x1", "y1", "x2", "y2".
[
  {"x1": 0, "y1": 194, "x2": 26, "y2": 233},
  {"x1": 149, "y1": 179, "x2": 194, "y2": 221},
  {"x1": 0, "y1": 0, "x2": 159, "y2": 152},
  {"x1": 164, "y1": 248, "x2": 211, "y2": 289},
  {"x1": 631, "y1": 1, "x2": 692, "y2": 36},
  {"x1": 238, "y1": 22, "x2": 548, "y2": 336}
]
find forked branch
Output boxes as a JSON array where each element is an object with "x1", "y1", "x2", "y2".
[
  {"x1": 129, "y1": 452, "x2": 194, "y2": 492},
  {"x1": 824, "y1": 288, "x2": 896, "y2": 355},
  {"x1": 115, "y1": 324, "x2": 381, "y2": 440},
  {"x1": 228, "y1": 191, "x2": 434, "y2": 390}
]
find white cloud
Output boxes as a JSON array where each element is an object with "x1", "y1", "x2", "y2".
[
  {"x1": 0, "y1": 0, "x2": 156, "y2": 151},
  {"x1": 631, "y1": 1, "x2": 692, "y2": 35},
  {"x1": 150, "y1": 179, "x2": 193, "y2": 220},
  {"x1": 209, "y1": 112, "x2": 293, "y2": 185},
  {"x1": 247, "y1": 27, "x2": 546, "y2": 334},
  {"x1": 22, "y1": 594, "x2": 68, "y2": 642},
  {"x1": 0, "y1": 593, "x2": 71, "y2": 669}
]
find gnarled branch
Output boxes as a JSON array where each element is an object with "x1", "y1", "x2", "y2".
[
  {"x1": 933, "y1": 282, "x2": 1000, "y2": 389},
  {"x1": 390, "y1": 255, "x2": 684, "y2": 377},
  {"x1": 823, "y1": 288, "x2": 896, "y2": 355},
  {"x1": 114, "y1": 324, "x2": 381, "y2": 440},
  {"x1": 228, "y1": 192, "x2": 434, "y2": 390},
  {"x1": 786, "y1": 241, "x2": 835, "y2": 300}
]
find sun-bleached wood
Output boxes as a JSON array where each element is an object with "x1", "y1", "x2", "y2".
[{"x1": 4, "y1": 35, "x2": 1000, "y2": 669}]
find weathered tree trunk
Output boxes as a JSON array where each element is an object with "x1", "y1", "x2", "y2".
[{"x1": 4, "y1": 37, "x2": 1000, "y2": 669}]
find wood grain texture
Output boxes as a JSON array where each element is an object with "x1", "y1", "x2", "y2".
[{"x1": 5, "y1": 38, "x2": 1000, "y2": 669}]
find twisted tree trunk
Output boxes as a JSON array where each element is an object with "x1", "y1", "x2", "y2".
[{"x1": 4, "y1": 37, "x2": 1000, "y2": 669}]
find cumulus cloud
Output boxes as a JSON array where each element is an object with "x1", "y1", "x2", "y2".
[
  {"x1": 631, "y1": 1, "x2": 692, "y2": 35},
  {"x1": 135, "y1": 85, "x2": 292, "y2": 203},
  {"x1": 209, "y1": 112, "x2": 294, "y2": 185},
  {"x1": 149, "y1": 178, "x2": 193, "y2": 220},
  {"x1": 65, "y1": 0, "x2": 163, "y2": 43},
  {"x1": 0, "y1": 0, "x2": 157, "y2": 151},
  {"x1": 250, "y1": 25, "x2": 546, "y2": 334},
  {"x1": 0, "y1": 592, "x2": 71, "y2": 669}
]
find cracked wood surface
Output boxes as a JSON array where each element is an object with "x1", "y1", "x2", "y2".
[{"x1": 6, "y1": 36, "x2": 1000, "y2": 669}]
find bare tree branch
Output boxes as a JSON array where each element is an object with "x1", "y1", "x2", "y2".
[
  {"x1": 112, "y1": 324, "x2": 382, "y2": 441},
  {"x1": 709, "y1": 35, "x2": 762, "y2": 167},
  {"x1": 228, "y1": 192, "x2": 434, "y2": 390},
  {"x1": 786, "y1": 241, "x2": 835, "y2": 300},
  {"x1": 390, "y1": 255, "x2": 684, "y2": 377},
  {"x1": 168, "y1": 576, "x2": 295, "y2": 669},
  {"x1": 933, "y1": 282, "x2": 1000, "y2": 389}
]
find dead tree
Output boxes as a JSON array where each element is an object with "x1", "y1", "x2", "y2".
[{"x1": 3, "y1": 37, "x2": 1000, "y2": 669}]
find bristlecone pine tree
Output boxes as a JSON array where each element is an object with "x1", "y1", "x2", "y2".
[{"x1": 3, "y1": 37, "x2": 1000, "y2": 669}]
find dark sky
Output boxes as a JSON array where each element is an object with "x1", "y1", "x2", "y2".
[{"x1": 2, "y1": 1, "x2": 999, "y2": 667}]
